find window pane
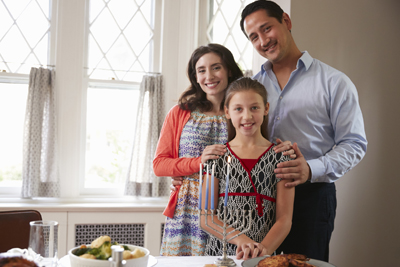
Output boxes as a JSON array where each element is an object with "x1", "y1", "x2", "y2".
[
  {"x1": 208, "y1": 0, "x2": 253, "y2": 71},
  {"x1": 87, "y1": 0, "x2": 155, "y2": 82},
  {"x1": 85, "y1": 87, "x2": 139, "y2": 188},
  {"x1": 0, "y1": 0, "x2": 50, "y2": 74},
  {"x1": 0, "y1": 83, "x2": 28, "y2": 187}
]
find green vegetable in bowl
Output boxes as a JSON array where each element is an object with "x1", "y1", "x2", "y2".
[
  {"x1": 93, "y1": 241, "x2": 112, "y2": 260},
  {"x1": 73, "y1": 247, "x2": 90, "y2": 256},
  {"x1": 73, "y1": 238, "x2": 131, "y2": 260}
]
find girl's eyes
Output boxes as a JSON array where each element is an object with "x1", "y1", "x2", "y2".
[{"x1": 233, "y1": 106, "x2": 259, "y2": 111}]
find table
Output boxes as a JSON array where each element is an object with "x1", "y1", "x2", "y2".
[
  {"x1": 59, "y1": 255, "x2": 244, "y2": 267},
  {"x1": 155, "y1": 256, "x2": 243, "y2": 266}
]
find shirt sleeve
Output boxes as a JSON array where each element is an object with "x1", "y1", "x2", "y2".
[
  {"x1": 307, "y1": 74, "x2": 367, "y2": 183},
  {"x1": 152, "y1": 106, "x2": 201, "y2": 177}
]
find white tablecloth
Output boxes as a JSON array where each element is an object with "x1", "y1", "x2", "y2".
[
  {"x1": 59, "y1": 255, "x2": 243, "y2": 267},
  {"x1": 155, "y1": 256, "x2": 243, "y2": 266}
]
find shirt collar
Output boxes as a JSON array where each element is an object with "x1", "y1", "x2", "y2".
[{"x1": 261, "y1": 51, "x2": 313, "y2": 73}]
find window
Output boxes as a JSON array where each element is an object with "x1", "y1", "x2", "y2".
[
  {"x1": 83, "y1": 0, "x2": 157, "y2": 193},
  {"x1": 207, "y1": 0, "x2": 253, "y2": 71},
  {"x1": 84, "y1": 86, "x2": 139, "y2": 190},
  {"x1": 0, "y1": 0, "x2": 159, "y2": 197},
  {"x1": 0, "y1": 0, "x2": 52, "y2": 193},
  {"x1": 0, "y1": 83, "x2": 28, "y2": 190},
  {"x1": 0, "y1": 0, "x2": 52, "y2": 74}
]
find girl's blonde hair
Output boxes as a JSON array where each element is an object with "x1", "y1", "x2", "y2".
[{"x1": 224, "y1": 77, "x2": 269, "y2": 142}]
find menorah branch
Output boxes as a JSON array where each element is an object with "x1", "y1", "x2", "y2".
[{"x1": 199, "y1": 206, "x2": 253, "y2": 267}]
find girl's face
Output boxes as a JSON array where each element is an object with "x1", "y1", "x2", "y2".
[
  {"x1": 225, "y1": 90, "x2": 269, "y2": 138},
  {"x1": 195, "y1": 52, "x2": 229, "y2": 100}
]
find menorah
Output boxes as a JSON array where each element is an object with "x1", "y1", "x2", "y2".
[
  {"x1": 198, "y1": 158, "x2": 253, "y2": 266},
  {"x1": 198, "y1": 206, "x2": 253, "y2": 267}
]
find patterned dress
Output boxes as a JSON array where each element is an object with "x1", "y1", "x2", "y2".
[
  {"x1": 205, "y1": 143, "x2": 290, "y2": 256},
  {"x1": 160, "y1": 110, "x2": 227, "y2": 256}
]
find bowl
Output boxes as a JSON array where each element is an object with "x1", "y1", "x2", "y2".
[{"x1": 68, "y1": 244, "x2": 149, "y2": 267}]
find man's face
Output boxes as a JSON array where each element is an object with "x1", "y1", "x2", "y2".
[{"x1": 244, "y1": 9, "x2": 292, "y2": 64}]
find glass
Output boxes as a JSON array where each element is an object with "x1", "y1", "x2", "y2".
[
  {"x1": 28, "y1": 220, "x2": 58, "y2": 267},
  {"x1": 87, "y1": 0, "x2": 154, "y2": 82},
  {"x1": 0, "y1": 0, "x2": 51, "y2": 73},
  {"x1": 0, "y1": 83, "x2": 28, "y2": 187},
  {"x1": 84, "y1": 87, "x2": 139, "y2": 188},
  {"x1": 208, "y1": 0, "x2": 253, "y2": 71}
]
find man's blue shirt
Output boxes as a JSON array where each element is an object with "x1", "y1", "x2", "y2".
[{"x1": 254, "y1": 51, "x2": 367, "y2": 183}]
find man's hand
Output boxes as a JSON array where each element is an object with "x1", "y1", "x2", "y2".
[
  {"x1": 274, "y1": 138, "x2": 296, "y2": 159},
  {"x1": 274, "y1": 143, "x2": 311, "y2": 187},
  {"x1": 169, "y1": 177, "x2": 183, "y2": 192}
]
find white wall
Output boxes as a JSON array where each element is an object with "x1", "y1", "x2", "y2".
[{"x1": 291, "y1": 1, "x2": 400, "y2": 266}]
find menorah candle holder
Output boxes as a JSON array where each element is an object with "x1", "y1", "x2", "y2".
[{"x1": 199, "y1": 206, "x2": 253, "y2": 267}]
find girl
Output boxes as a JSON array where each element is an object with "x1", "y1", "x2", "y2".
[{"x1": 200, "y1": 77, "x2": 295, "y2": 260}]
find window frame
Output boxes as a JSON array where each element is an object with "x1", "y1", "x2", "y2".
[
  {"x1": 0, "y1": 0, "x2": 58, "y2": 196},
  {"x1": 0, "y1": 0, "x2": 210, "y2": 202}
]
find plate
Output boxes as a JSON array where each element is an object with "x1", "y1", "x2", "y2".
[
  {"x1": 148, "y1": 255, "x2": 158, "y2": 266},
  {"x1": 241, "y1": 255, "x2": 336, "y2": 267}
]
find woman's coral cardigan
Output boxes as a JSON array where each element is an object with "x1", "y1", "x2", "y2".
[{"x1": 153, "y1": 105, "x2": 202, "y2": 218}]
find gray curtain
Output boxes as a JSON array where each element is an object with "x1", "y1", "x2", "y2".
[
  {"x1": 125, "y1": 74, "x2": 169, "y2": 197},
  {"x1": 244, "y1": 70, "x2": 253, "y2": 77},
  {"x1": 22, "y1": 67, "x2": 59, "y2": 198}
]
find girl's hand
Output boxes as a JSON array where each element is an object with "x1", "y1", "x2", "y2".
[
  {"x1": 169, "y1": 176, "x2": 183, "y2": 192},
  {"x1": 274, "y1": 138, "x2": 297, "y2": 159},
  {"x1": 235, "y1": 242, "x2": 268, "y2": 260},
  {"x1": 201, "y1": 144, "x2": 227, "y2": 164}
]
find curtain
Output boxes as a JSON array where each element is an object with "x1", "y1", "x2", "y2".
[
  {"x1": 244, "y1": 70, "x2": 253, "y2": 77},
  {"x1": 125, "y1": 74, "x2": 169, "y2": 197},
  {"x1": 22, "y1": 67, "x2": 59, "y2": 198}
]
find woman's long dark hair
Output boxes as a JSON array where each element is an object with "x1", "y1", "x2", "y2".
[
  {"x1": 224, "y1": 77, "x2": 269, "y2": 142},
  {"x1": 179, "y1": 43, "x2": 244, "y2": 112}
]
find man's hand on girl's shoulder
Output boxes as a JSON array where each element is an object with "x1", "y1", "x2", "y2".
[
  {"x1": 274, "y1": 143, "x2": 310, "y2": 187},
  {"x1": 274, "y1": 138, "x2": 297, "y2": 159}
]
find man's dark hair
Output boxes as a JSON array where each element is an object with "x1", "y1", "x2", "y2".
[{"x1": 240, "y1": 0, "x2": 284, "y2": 38}]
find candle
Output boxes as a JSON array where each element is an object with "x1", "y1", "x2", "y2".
[
  {"x1": 210, "y1": 163, "x2": 215, "y2": 210},
  {"x1": 198, "y1": 163, "x2": 202, "y2": 210},
  {"x1": 224, "y1": 156, "x2": 231, "y2": 206},
  {"x1": 205, "y1": 164, "x2": 209, "y2": 210}
]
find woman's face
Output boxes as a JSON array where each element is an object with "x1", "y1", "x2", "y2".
[{"x1": 195, "y1": 52, "x2": 229, "y2": 100}]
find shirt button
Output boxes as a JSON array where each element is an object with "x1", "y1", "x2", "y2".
[
  {"x1": 276, "y1": 117, "x2": 280, "y2": 120},
  {"x1": 279, "y1": 96, "x2": 283, "y2": 100}
]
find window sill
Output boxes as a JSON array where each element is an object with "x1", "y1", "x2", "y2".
[{"x1": 0, "y1": 197, "x2": 169, "y2": 212}]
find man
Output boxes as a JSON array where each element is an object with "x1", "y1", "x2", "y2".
[{"x1": 240, "y1": 0, "x2": 367, "y2": 262}]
